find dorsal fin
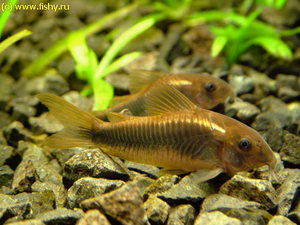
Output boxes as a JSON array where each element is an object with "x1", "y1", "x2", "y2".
[
  {"x1": 145, "y1": 83, "x2": 197, "y2": 115},
  {"x1": 129, "y1": 70, "x2": 164, "y2": 94}
]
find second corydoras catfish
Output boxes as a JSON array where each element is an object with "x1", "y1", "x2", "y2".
[
  {"x1": 94, "y1": 70, "x2": 235, "y2": 120},
  {"x1": 37, "y1": 84, "x2": 276, "y2": 182}
]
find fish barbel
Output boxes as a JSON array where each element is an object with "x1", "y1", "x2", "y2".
[
  {"x1": 37, "y1": 84, "x2": 276, "y2": 182},
  {"x1": 94, "y1": 70, "x2": 235, "y2": 120}
]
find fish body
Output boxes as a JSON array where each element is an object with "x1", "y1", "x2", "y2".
[
  {"x1": 37, "y1": 84, "x2": 276, "y2": 181},
  {"x1": 95, "y1": 70, "x2": 235, "y2": 120}
]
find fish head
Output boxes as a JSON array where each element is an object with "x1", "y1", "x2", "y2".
[
  {"x1": 191, "y1": 75, "x2": 235, "y2": 109},
  {"x1": 221, "y1": 118, "x2": 276, "y2": 174}
]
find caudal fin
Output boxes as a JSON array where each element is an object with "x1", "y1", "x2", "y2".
[{"x1": 36, "y1": 93, "x2": 102, "y2": 149}]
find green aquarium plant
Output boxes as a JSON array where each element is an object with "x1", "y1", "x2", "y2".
[
  {"x1": 68, "y1": 13, "x2": 164, "y2": 110},
  {"x1": 22, "y1": 0, "x2": 196, "y2": 110},
  {"x1": 0, "y1": 29, "x2": 31, "y2": 54},
  {"x1": 22, "y1": 3, "x2": 138, "y2": 77},
  {"x1": 255, "y1": 0, "x2": 287, "y2": 9},
  {"x1": 0, "y1": 0, "x2": 31, "y2": 54},
  {"x1": 0, "y1": 0, "x2": 18, "y2": 39},
  {"x1": 185, "y1": 8, "x2": 300, "y2": 66},
  {"x1": 153, "y1": 0, "x2": 192, "y2": 20}
]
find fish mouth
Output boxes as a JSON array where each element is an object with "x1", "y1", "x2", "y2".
[
  {"x1": 266, "y1": 155, "x2": 278, "y2": 182},
  {"x1": 196, "y1": 94, "x2": 212, "y2": 109}
]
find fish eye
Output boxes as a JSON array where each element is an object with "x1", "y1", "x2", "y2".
[
  {"x1": 205, "y1": 82, "x2": 216, "y2": 93},
  {"x1": 238, "y1": 138, "x2": 252, "y2": 151}
]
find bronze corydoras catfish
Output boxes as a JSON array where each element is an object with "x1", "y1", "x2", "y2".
[
  {"x1": 94, "y1": 70, "x2": 235, "y2": 120},
  {"x1": 37, "y1": 84, "x2": 276, "y2": 182}
]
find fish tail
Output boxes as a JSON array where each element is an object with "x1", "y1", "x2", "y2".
[{"x1": 36, "y1": 93, "x2": 103, "y2": 149}]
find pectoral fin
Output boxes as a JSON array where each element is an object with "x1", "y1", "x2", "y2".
[{"x1": 189, "y1": 168, "x2": 223, "y2": 183}]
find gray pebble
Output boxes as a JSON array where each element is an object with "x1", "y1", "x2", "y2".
[
  {"x1": 0, "y1": 144, "x2": 13, "y2": 166},
  {"x1": 51, "y1": 148, "x2": 83, "y2": 166},
  {"x1": 258, "y1": 96, "x2": 288, "y2": 113},
  {"x1": 106, "y1": 72, "x2": 130, "y2": 91},
  {"x1": 288, "y1": 211, "x2": 300, "y2": 225},
  {"x1": 280, "y1": 132, "x2": 300, "y2": 166},
  {"x1": 0, "y1": 165, "x2": 14, "y2": 187},
  {"x1": 3, "y1": 219, "x2": 45, "y2": 225},
  {"x1": 249, "y1": 70, "x2": 277, "y2": 96},
  {"x1": 277, "y1": 169, "x2": 300, "y2": 216},
  {"x1": 0, "y1": 191, "x2": 55, "y2": 222},
  {"x1": 9, "y1": 96, "x2": 38, "y2": 124},
  {"x1": 0, "y1": 112, "x2": 12, "y2": 131},
  {"x1": 125, "y1": 161, "x2": 160, "y2": 178},
  {"x1": 253, "y1": 111, "x2": 291, "y2": 130},
  {"x1": 16, "y1": 142, "x2": 62, "y2": 186},
  {"x1": 67, "y1": 177, "x2": 125, "y2": 208},
  {"x1": 0, "y1": 203, "x2": 31, "y2": 224},
  {"x1": 288, "y1": 102, "x2": 300, "y2": 126},
  {"x1": 144, "y1": 196, "x2": 170, "y2": 224},
  {"x1": 25, "y1": 71, "x2": 69, "y2": 95},
  {"x1": 144, "y1": 175, "x2": 179, "y2": 198},
  {"x1": 252, "y1": 112, "x2": 285, "y2": 152},
  {"x1": 57, "y1": 56, "x2": 75, "y2": 78},
  {"x1": 276, "y1": 74, "x2": 300, "y2": 102},
  {"x1": 62, "y1": 91, "x2": 93, "y2": 111},
  {"x1": 131, "y1": 173, "x2": 155, "y2": 197},
  {"x1": 200, "y1": 194, "x2": 263, "y2": 212},
  {"x1": 76, "y1": 209, "x2": 111, "y2": 225},
  {"x1": 63, "y1": 149, "x2": 129, "y2": 188},
  {"x1": 194, "y1": 211, "x2": 242, "y2": 225},
  {"x1": 29, "y1": 112, "x2": 63, "y2": 134},
  {"x1": 31, "y1": 181, "x2": 66, "y2": 208},
  {"x1": 80, "y1": 182, "x2": 148, "y2": 225},
  {"x1": 167, "y1": 204, "x2": 195, "y2": 225},
  {"x1": 12, "y1": 159, "x2": 37, "y2": 193},
  {"x1": 3, "y1": 121, "x2": 33, "y2": 147},
  {"x1": 228, "y1": 74, "x2": 254, "y2": 95},
  {"x1": 0, "y1": 74, "x2": 14, "y2": 99},
  {"x1": 219, "y1": 175, "x2": 277, "y2": 210},
  {"x1": 225, "y1": 101, "x2": 260, "y2": 122},
  {"x1": 36, "y1": 208, "x2": 83, "y2": 225},
  {"x1": 255, "y1": 153, "x2": 283, "y2": 185},
  {"x1": 158, "y1": 173, "x2": 217, "y2": 204},
  {"x1": 221, "y1": 207, "x2": 272, "y2": 225},
  {"x1": 268, "y1": 215, "x2": 296, "y2": 225}
]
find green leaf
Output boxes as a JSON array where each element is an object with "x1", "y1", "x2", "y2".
[
  {"x1": 275, "y1": 0, "x2": 287, "y2": 9},
  {"x1": 0, "y1": 0, "x2": 19, "y2": 38},
  {"x1": 248, "y1": 36, "x2": 293, "y2": 59},
  {"x1": 102, "y1": 52, "x2": 143, "y2": 77},
  {"x1": 93, "y1": 79, "x2": 114, "y2": 110},
  {"x1": 211, "y1": 36, "x2": 228, "y2": 57},
  {"x1": 0, "y1": 29, "x2": 31, "y2": 54},
  {"x1": 22, "y1": 3, "x2": 138, "y2": 76},
  {"x1": 95, "y1": 13, "x2": 165, "y2": 80},
  {"x1": 280, "y1": 27, "x2": 300, "y2": 37},
  {"x1": 68, "y1": 34, "x2": 98, "y2": 81}
]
